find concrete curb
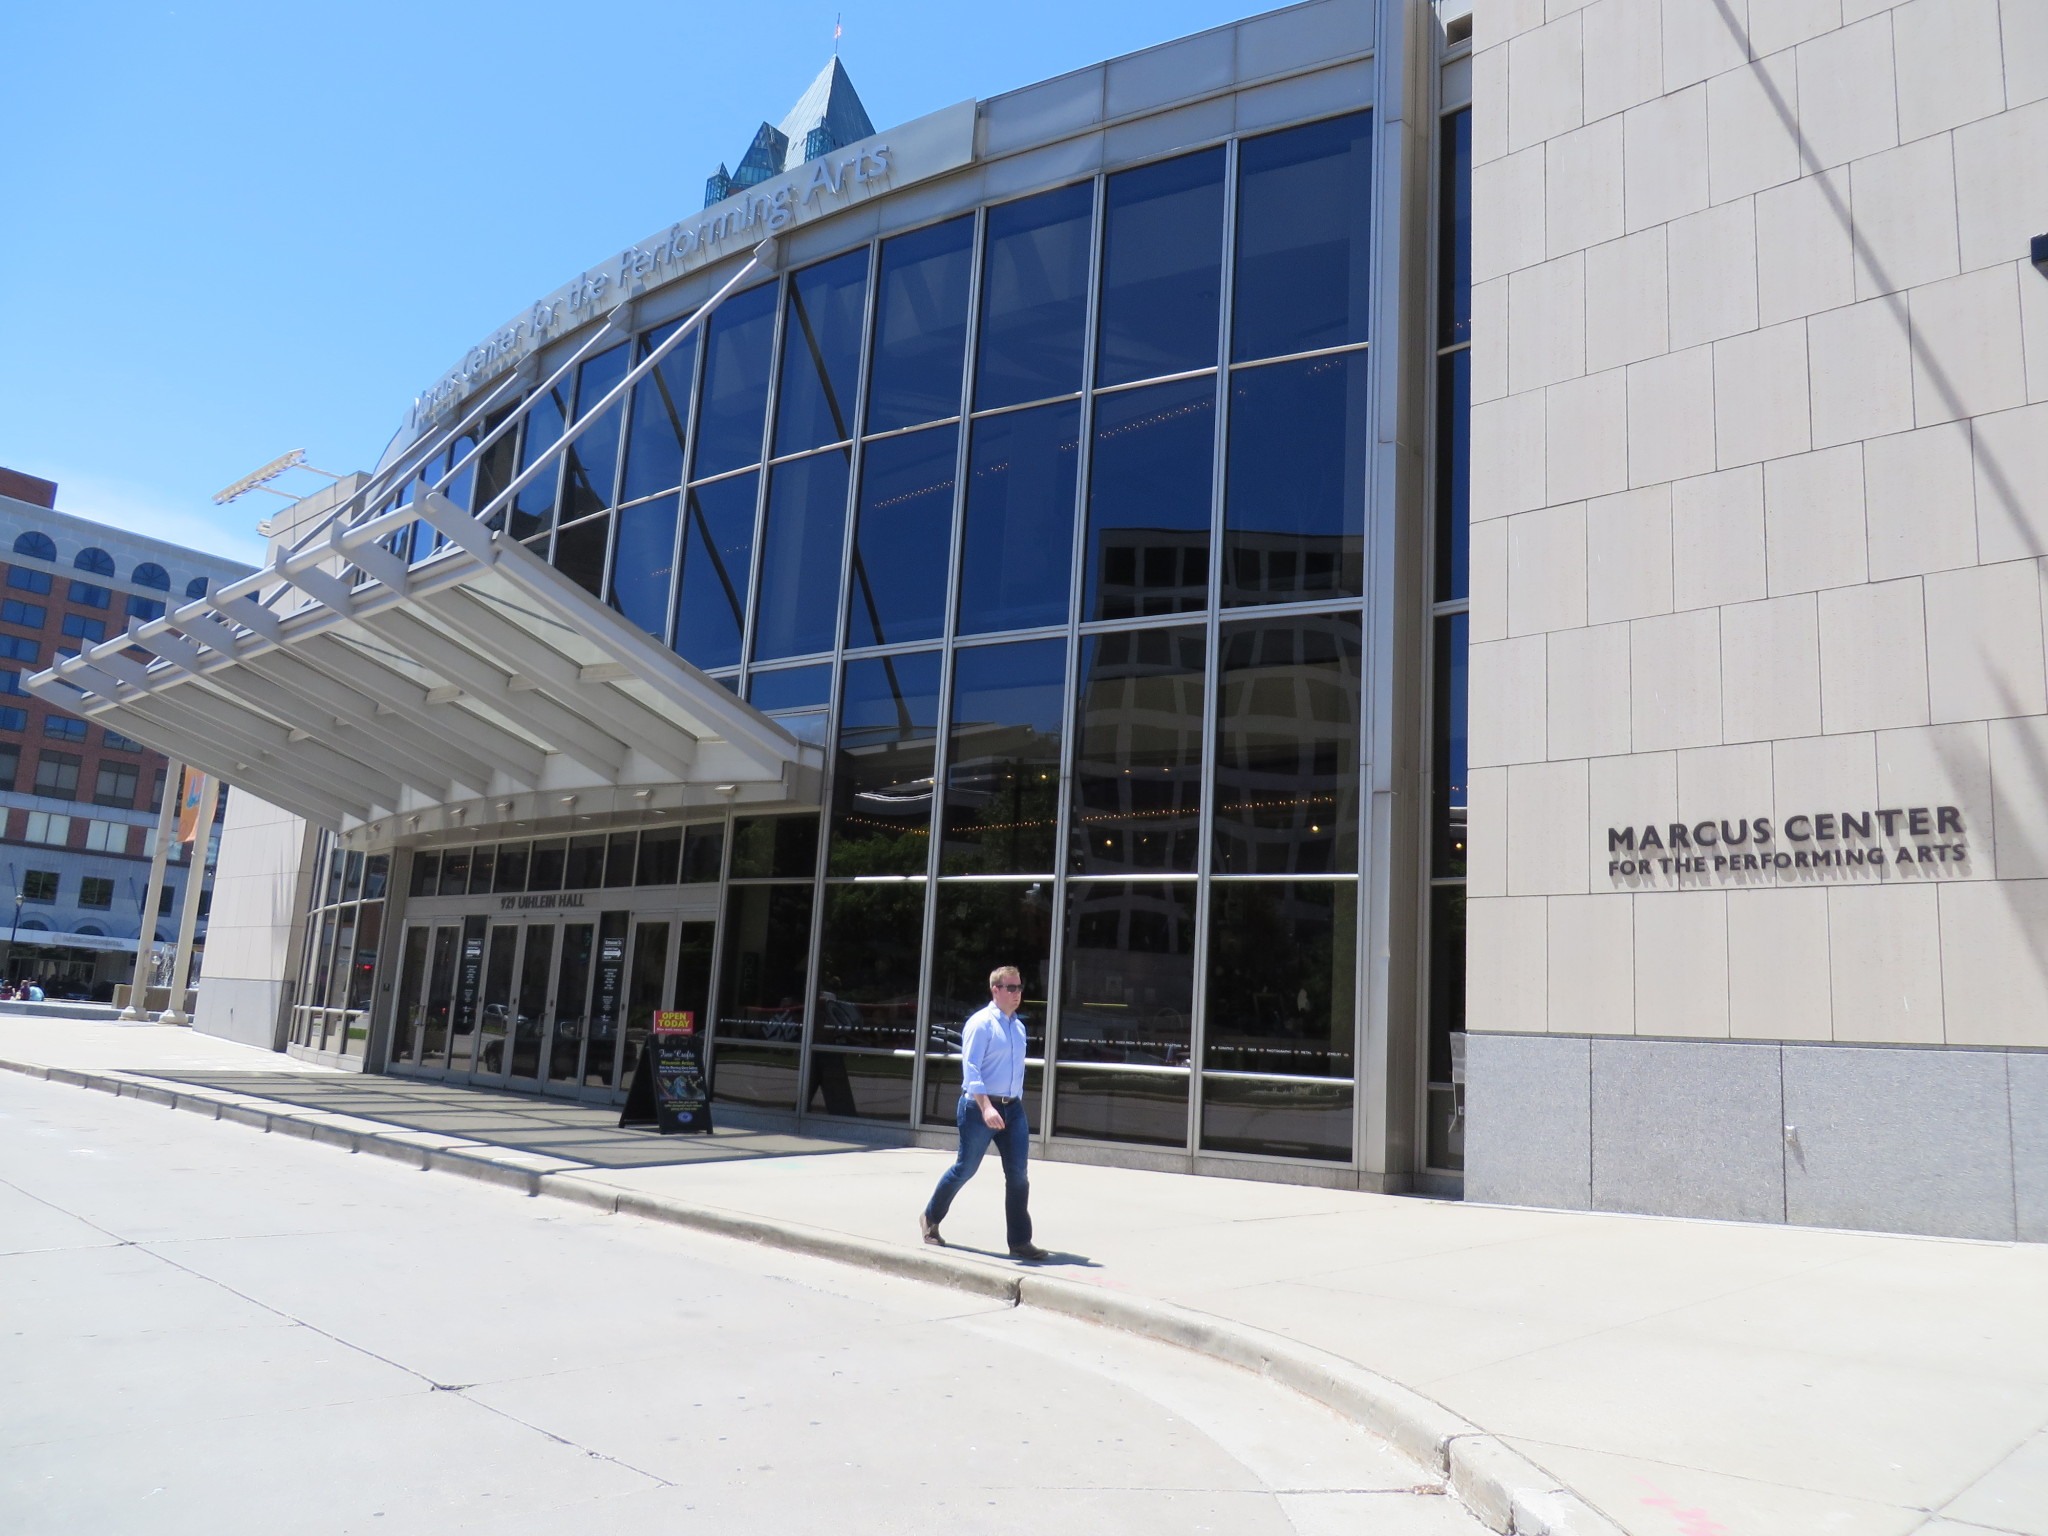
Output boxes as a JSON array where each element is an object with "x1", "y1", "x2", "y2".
[{"x1": 2, "y1": 1056, "x2": 1622, "y2": 1536}]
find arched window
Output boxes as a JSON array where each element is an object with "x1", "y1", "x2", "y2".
[
  {"x1": 17, "y1": 919, "x2": 47, "y2": 931},
  {"x1": 73, "y1": 547, "x2": 115, "y2": 576},
  {"x1": 74, "y1": 925, "x2": 104, "y2": 937},
  {"x1": 11, "y1": 532, "x2": 54, "y2": 561},
  {"x1": 132, "y1": 562, "x2": 170, "y2": 590},
  {"x1": 185, "y1": 576, "x2": 209, "y2": 599}
]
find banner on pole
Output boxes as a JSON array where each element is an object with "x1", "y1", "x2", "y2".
[{"x1": 175, "y1": 771, "x2": 211, "y2": 846}]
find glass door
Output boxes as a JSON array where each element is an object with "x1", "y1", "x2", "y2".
[
  {"x1": 389, "y1": 926, "x2": 432, "y2": 1065},
  {"x1": 581, "y1": 912, "x2": 631, "y2": 1094},
  {"x1": 621, "y1": 920, "x2": 673, "y2": 1093},
  {"x1": 472, "y1": 924, "x2": 521, "y2": 1082},
  {"x1": 419, "y1": 925, "x2": 461, "y2": 1068},
  {"x1": 544, "y1": 922, "x2": 596, "y2": 1089},
  {"x1": 445, "y1": 916, "x2": 489, "y2": 1074},
  {"x1": 508, "y1": 925, "x2": 555, "y2": 1084}
]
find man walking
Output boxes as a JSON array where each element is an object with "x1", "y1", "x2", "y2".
[{"x1": 920, "y1": 965, "x2": 1048, "y2": 1260}]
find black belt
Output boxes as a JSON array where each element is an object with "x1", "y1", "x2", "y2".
[{"x1": 978, "y1": 1095, "x2": 1021, "y2": 1105}]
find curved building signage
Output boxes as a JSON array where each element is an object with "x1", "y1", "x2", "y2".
[{"x1": 404, "y1": 99, "x2": 978, "y2": 434}]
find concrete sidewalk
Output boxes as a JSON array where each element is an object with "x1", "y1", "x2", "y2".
[{"x1": 4, "y1": 1019, "x2": 2043, "y2": 1536}]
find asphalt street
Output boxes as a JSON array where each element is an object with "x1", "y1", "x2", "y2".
[{"x1": 0, "y1": 1071, "x2": 1483, "y2": 1535}]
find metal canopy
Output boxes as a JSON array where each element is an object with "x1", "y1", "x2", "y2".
[{"x1": 29, "y1": 240, "x2": 821, "y2": 841}]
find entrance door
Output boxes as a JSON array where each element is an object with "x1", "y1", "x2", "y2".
[
  {"x1": 508, "y1": 925, "x2": 555, "y2": 1084},
  {"x1": 620, "y1": 920, "x2": 673, "y2": 1092},
  {"x1": 389, "y1": 926, "x2": 432, "y2": 1065},
  {"x1": 472, "y1": 924, "x2": 521, "y2": 1081},
  {"x1": 418, "y1": 926, "x2": 461, "y2": 1067},
  {"x1": 579, "y1": 912, "x2": 631, "y2": 1093},
  {"x1": 544, "y1": 922, "x2": 596, "y2": 1091}
]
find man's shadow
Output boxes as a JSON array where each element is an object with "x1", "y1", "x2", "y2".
[{"x1": 942, "y1": 1243, "x2": 1101, "y2": 1269}]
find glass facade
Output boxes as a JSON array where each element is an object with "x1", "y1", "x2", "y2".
[
  {"x1": 355, "y1": 105, "x2": 1406, "y2": 1170},
  {"x1": 287, "y1": 836, "x2": 390, "y2": 1057},
  {"x1": 1425, "y1": 104, "x2": 1472, "y2": 1172}
]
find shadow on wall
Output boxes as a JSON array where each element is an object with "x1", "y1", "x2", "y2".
[{"x1": 1702, "y1": 0, "x2": 2048, "y2": 1009}]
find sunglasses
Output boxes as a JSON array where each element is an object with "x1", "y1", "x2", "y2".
[{"x1": 993, "y1": 982, "x2": 1023, "y2": 991}]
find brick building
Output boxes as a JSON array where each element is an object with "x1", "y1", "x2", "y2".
[{"x1": 0, "y1": 471, "x2": 252, "y2": 996}]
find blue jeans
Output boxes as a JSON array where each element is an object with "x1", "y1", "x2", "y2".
[{"x1": 924, "y1": 1095, "x2": 1032, "y2": 1250}]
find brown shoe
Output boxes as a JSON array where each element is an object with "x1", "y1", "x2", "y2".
[
  {"x1": 1009, "y1": 1244, "x2": 1051, "y2": 1261},
  {"x1": 920, "y1": 1213, "x2": 945, "y2": 1246}
]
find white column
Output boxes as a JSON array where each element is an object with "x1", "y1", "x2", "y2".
[
  {"x1": 155, "y1": 774, "x2": 222, "y2": 1027},
  {"x1": 120, "y1": 763, "x2": 184, "y2": 1021}
]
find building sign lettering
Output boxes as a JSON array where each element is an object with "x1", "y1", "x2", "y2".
[
  {"x1": 402, "y1": 102, "x2": 973, "y2": 434},
  {"x1": 499, "y1": 892, "x2": 588, "y2": 910},
  {"x1": 1605, "y1": 805, "x2": 1969, "y2": 880}
]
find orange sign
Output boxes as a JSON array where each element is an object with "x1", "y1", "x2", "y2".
[{"x1": 653, "y1": 1010, "x2": 695, "y2": 1035}]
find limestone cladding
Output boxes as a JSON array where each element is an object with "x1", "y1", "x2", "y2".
[{"x1": 1469, "y1": 0, "x2": 2048, "y2": 1054}]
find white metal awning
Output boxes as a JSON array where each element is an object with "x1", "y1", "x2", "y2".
[{"x1": 29, "y1": 241, "x2": 822, "y2": 844}]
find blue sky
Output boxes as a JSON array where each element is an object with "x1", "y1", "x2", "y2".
[{"x1": 0, "y1": 1, "x2": 1260, "y2": 565}]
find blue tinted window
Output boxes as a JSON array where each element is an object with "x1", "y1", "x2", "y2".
[
  {"x1": 7, "y1": 568, "x2": 50, "y2": 595},
  {"x1": 1084, "y1": 377, "x2": 1215, "y2": 621},
  {"x1": 1435, "y1": 349, "x2": 1469, "y2": 604},
  {"x1": 73, "y1": 547, "x2": 115, "y2": 576},
  {"x1": 131, "y1": 562, "x2": 170, "y2": 589},
  {"x1": 620, "y1": 319, "x2": 699, "y2": 502},
  {"x1": 609, "y1": 495, "x2": 678, "y2": 641},
  {"x1": 1432, "y1": 613, "x2": 1467, "y2": 878},
  {"x1": 1440, "y1": 109, "x2": 1472, "y2": 348},
  {"x1": 748, "y1": 662, "x2": 830, "y2": 711},
  {"x1": 1069, "y1": 626, "x2": 1205, "y2": 874},
  {"x1": 0, "y1": 707, "x2": 23, "y2": 732},
  {"x1": 676, "y1": 474, "x2": 758, "y2": 670},
  {"x1": 1213, "y1": 615, "x2": 1362, "y2": 874},
  {"x1": 1053, "y1": 882, "x2": 1195, "y2": 1144},
  {"x1": 61, "y1": 614, "x2": 103, "y2": 644},
  {"x1": 754, "y1": 450, "x2": 849, "y2": 661},
  {"x1": 509, "y1": 382, "x2": 567, "y2": 542},
  {"x1": 552, "y1": 515, "x2": 610, "y2": 597},
  {"x1": 438, "y1": 429, "x2": 478, "y2": 512},
  {"x1": 126, "y1": 595, "x2": 165, "y2": 623},
  {"x1": 693, "y1": 282, "x2": 778, "y2": 479},
  {"x1": 44, "y1": 715, "x2": 86, "y2": 741},
  {"x1": 2, "y1": 600, "x2": 43, "y2": 627},
  {"x1": 830, "y1": 649, "x2": 942, "y2": 874},
  {"x1": 1223, "y1": 352, "x2": 1368, "y2": 606},
  {"x1": 943, "y1": 638, "x2": 1066, "y2": 874},
  {"x1": 105, "y1": 729, "x2": 144, "y2": 751},
  {"x1": 848, "y1": 425, "x2": 956, "y2": 648},
  {"x1": 1203, "y1": 881, "x2": 1357, "y2": 1106},
  {"x1": 975, "y1": 183, "x2": 1093, "y2": 411},
  {"x1": 1097, "y1": 149, "x2": 1225, "y2": 387},
  {"x1": 958, "y1": 401, "x2": 1079, "y2": 636},
  {"x1": 867, "y1": 216, "x2": 973, "y2": 433},
  {"x1": 0, "y1": 635, "x2": 35, "y2": 662},
  {"x1": 11, "y1": 532, "x2": 54, "y2": 561},
  {"x1": 0, "y1": 671, "x2": 25, "y2": 696},
  {"x1": 775, "y1": 250, "x2": 869, "y2": 455},
  {"x1": 561, "y1": 343, "x2": 630, "y2": 519},
  {"x1": 68, "y1": 581, "x2": 109, "y2": 609},
  {"x1": 1233, "y1": 113, "x2": 1373, "y2": 362},
  {"x1": 185, "y1": 577, "x2": 209, "y2": 599}
]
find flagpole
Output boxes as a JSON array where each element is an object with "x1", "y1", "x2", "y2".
[
  {"x1": 155, "y1": 774, "x2": 222, "y2": 1027},
  {"x1": 119, "y1": 763, "x2": 184, "y2": 1021}
]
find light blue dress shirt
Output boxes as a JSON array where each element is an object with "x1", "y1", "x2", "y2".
[{"x1": 958, "y1": 1002, "x2": 1028, "y2": 1099}]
